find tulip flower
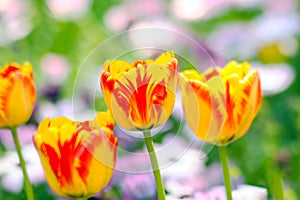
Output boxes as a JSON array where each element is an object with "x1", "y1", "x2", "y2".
[
  {"x1": 100, "y1": 51, "x2": 179, "y2": 200},
  {"x1": 33, "y1": 111, "x2": 118, "y2": 199},
  {"x1": 0, "y1": 62, "x2": 36, "y2": 128},
  {"x1": 180, "y1": 61, "x2": 262, "y2": 200},
  {"x1": 0, "y1": 62, "x2": 36, "y2": 200},
  {"x1": 180, "y1": 61, "x2": 262, "y2": 145},
  {"x1": 100, "y1": 51, "x2": 178, "y2": 131}
]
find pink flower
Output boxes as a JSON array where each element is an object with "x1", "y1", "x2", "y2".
[
  {"x1": 46, "y1": 0, "x2": 92, "y2": 21},
  {"x1": 0, "y1": 125, "x2": 36, "y2": 149},
  {"x1": 121, "y1": 174, "x2": 156, "y2": 200}
]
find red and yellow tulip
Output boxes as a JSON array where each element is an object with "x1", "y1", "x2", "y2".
[
  {"x1": 0, "y1": 62, "x2": 36, "y2": 128},
  {"x1": 180, "y1": 61, "x2": 262, "y2": 145},
  {"x1": 100, "y1": 51, "x2": 178, "y2": 131},
  {"x1": 33, "y1": 111, "x2": 118, "y2": 198}
]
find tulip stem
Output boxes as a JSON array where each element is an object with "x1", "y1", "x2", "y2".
[
  {"x1": 143, "y1": 130, "x2": 166, "y2": 200},
  {"x1": 11, "y1": 127, "x2": 35, "y2": 200},
  {"x1": 219, "y1": 146, "x2": 233, "y2": 200}
]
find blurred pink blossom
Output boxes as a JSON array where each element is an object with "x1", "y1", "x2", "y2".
[
  {"x1": 121, "y1": 174, "x2": 156, "y2": 200},
  {"x1": 207, "y1": 186, "x2": 227, "y2": 200},
  {"x1": 194, "y1": 191, "x2": 211, "y2": 200},
  {"x1": 41, "y1": 53, "x2": 70, "y2": 86},
  {"x1": 0, "y1": 125, "x2": 36, "y2": 150},
  {"x1": 46, "y1": 0, "x2": 92, "y2": 21},
  {"x1": 104, "y1": 5, "x2": 131, "y2": 32},
  {"x1": 104, "y1": 0, "x2": 165, "y2": 32},
  {"x1": 263, "y1": 0, "x2": 298, "y2": 14},
  {"x1": 171, "y1": 0, "x2": 227, "y2": 21},
  {"x1": 0, "y1": 0, "x2": 32, "y2": 45},
  {"x1": 113, "y1": 149, "x2": 151, "y2": 174},
  {"x1": 171, "y1": 0, "x2": 262, "y2": 21}
]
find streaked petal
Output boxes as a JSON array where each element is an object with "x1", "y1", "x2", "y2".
[
  {"x1": 180, "y1": 61, "x2": 262, "y2": 146},
  {"x1": 92, "y1": 111, "x2": 114, "y2": 130},
  {"x1": 100, "y1": 51, "x2": 178, "y2": 131},
  {"x1": 112, "y1": 62, "x2": 176, "y2": 130},
  {"x1": 0, "y1": 62, "x2": 36, "y2": 128},
  {"x1": 33, "y1": 112, "x2": 118, "y2": 198},
  {"x1": 155, "y1": 51, "x2": 175, "y2": 66},
  {"x1": 180, "y1": 70, "x2": 210, "y2": 141},
  {"x1": 203, "y1": 68, "x2": 226, "y2": 144},
  {"x1": 180, "y1": 69, "x2": 226, "y2": 144},
  {"x1": 36, "y1": 147, "x2": 64, "y2": 196},
  {"x1": 235, "y1": 69, "x2": 262, "y2": 139}
]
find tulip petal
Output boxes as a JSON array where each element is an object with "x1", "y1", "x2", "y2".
[
  {"x1": 34, "y1": 113, "x2": 118, "y2": 198},
  {"x1": 0, "y1": 62, "x2": 36, "y2": 128},
  {"x1": 235, "y1": 69, "x2": 262, "y2": 139},
  {"x1": 155, "y1": 51, "x2": 175, "y2": 66},
  {"x1": 100, "y1": 60, "x2": 133, "y2": 111},
  {"x1": 37, "y1": 147, "x2": 65, "y2": 196},
  {"x1": 180, "y1": 61, "x2": 262, "y2": 146},
  {"x1": 180, "y1": 69, "x2": 226, "y2": 144},
  {"x1": 92, "y1": 111, "x2": 114, "y2": 130},
  {"x1": 203, "y1": 68, "x2": 226, "y2": 144},
  {"x1": 100, "y1": 51, "x2": 178, "y2": 131},
  {"x1": 112, "y1": 62, "x2": 176, "y2": 130}
]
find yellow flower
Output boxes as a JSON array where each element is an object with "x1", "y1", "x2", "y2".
[
  {"x1": 33, "y1": 111, "x2": 118, "y2": 198},
  {"x1": 0, "y1": 62, "x2": 36, "y2": 128},
  {"x1": 180, "y1": 61, "x2": 262, "y2": 145},
  {"x1": 100, "y1": 51, "x2": 178, "y2": 130}
]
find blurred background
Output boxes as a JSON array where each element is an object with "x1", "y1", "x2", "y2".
[{"x1": 0, "y1": 0, "x2": 300, "y2": 199}]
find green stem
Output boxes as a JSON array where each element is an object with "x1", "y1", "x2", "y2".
[
  {"x1": 271, "y1": 173, "x2": 284, "y2": 200},
  {"x1": 10, "y1": 127, "x2": 35, "y2": 200},
  {"x1": 143, "y1": 130, "x2": 166, "y2": 200},
  {"x1": 265, "y1": 157, "x2": 284, "y2": 200},
  {"x1": 219, "y1": 146, "x2": 233, "y2": 200}
]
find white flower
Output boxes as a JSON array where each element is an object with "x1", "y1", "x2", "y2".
[
  {"x1": 161, "y1": 148, "x2": 206, "y2": 180},
  {"x1": 164, "y1": 179, "x2": 195, "y2": 197},
  {"x1": 252, "y1": 63, "x2": 295, "y2": 96},
  {"x1": 0, "y1": 144, "x2": 45, "y2": 193},
  {"x1": 207, "y1": 12, "x2": 300, "y2": 60},
  {"x1": 36, "y1": 99, "x2": 95, "y2": 122},
  {"x1": 232, "y1": 185, "x2": 268, "y2": 200}
]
